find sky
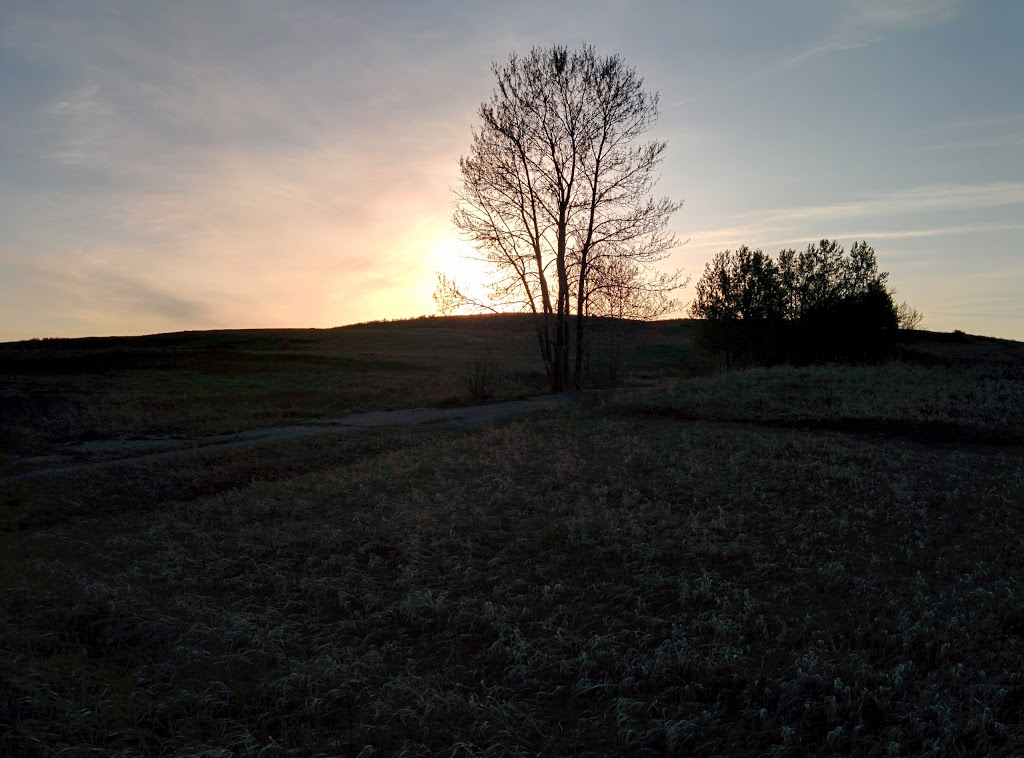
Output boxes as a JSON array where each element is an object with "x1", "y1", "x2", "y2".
[{"x1": 1, "y1": 0, "x2": 1023, "y2": 342}]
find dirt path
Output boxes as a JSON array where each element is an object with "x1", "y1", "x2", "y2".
[{"x1": 2, "y1": 391, "x2": 625, "y2": 483}]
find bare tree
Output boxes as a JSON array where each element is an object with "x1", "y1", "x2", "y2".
[
  {"x1": 444, "y1": 44, "x2": 682, "y2": 390},
  {"x1": 585, "y1": 258, "x2": 682, "y2": 383},
  {"x1": 587, "y1": 258, "x2": 680, "y2": 321},
  {"x1": 895, "y1": 299, "x2": 925, "y2": 330}
]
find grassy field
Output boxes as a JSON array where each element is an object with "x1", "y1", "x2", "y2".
[
  {"x1": 0, "y1": 316, "x2": 696, "y2": 461},
  {"x1": 2, "y1": 318, "x2": 1023, "y2": 755},
  {"x1": 0, "y1": 316, "x2": 539, "y2": 457}
]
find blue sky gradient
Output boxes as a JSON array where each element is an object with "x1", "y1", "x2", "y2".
[{"x1": 1, "y1": 0, "x2": 1022, "y2": 340}]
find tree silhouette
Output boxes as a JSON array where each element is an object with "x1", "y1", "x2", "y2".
[
  {"x1": 443, "y1": 45, "x2": 682, "y2": 390},
  {"x1": 689, "y1": 247, "x2": 785, "y2": 366},
  {"x1": 691, "y1": 240, "x2": 903, "y2": 365}
]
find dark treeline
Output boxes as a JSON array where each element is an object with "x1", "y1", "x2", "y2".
[{"x1": 690, "y1": 239, "x2": 910, "y2": 366}]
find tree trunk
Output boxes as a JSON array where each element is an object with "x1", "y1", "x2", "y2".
[
  {"x1": 572, "y1": 275, "x2": 587, "y2": 390},
  {"x1": 552, "y1": 205, "x2": 571, "y2": 391},
  {"x1": 534, "y1": 317, "x2": 554, "y2": 388}
]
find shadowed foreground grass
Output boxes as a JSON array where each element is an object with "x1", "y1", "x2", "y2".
[{"x1": 3, "y1": 365, "x2": 1023, "y2": 754}]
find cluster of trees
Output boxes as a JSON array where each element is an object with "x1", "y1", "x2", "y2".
[
  {"x1": 688, "y1": 238, "x2": 921, "y2": 364},
  {"x1": 690, "y1": 240, "x2": 919, "y2": 366}
]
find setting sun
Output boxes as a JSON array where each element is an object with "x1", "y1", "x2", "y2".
[{"x1": 423, "y1": 228, "x2": 495, "y2": 307}]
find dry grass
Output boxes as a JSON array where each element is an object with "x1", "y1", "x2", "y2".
[
  {"x1": 610, "y1": 361, "x2": 1024, "y2": 445},
  {"x1": 2, "y1": 320, "x2": 1023, "y2": 754},
  {"x1": 0, "y1": 317, "x2": 551, "y2": 457},
  {"x1": 4, "y1": 394, "x2": 1024, "y2": 754}
]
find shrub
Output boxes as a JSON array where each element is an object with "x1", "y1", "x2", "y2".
[{"x1": 464, "y1": 359, "x2": 502, "y2": 401}]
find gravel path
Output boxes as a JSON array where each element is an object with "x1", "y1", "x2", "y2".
[{"x1": 2, "y1": 391, "x2": 616, "y2": 483}]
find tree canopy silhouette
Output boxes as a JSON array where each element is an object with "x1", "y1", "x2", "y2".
[
  {"x1": 690, "y1": 240, "x2": 903, "y2": 365},
  {"x1": 440, "y1": 44, "x2": 682, "y2": 390}
]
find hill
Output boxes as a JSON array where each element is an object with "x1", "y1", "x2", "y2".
[{"x1": 0, "y1": 315, "x2": 702, "y2": 456}]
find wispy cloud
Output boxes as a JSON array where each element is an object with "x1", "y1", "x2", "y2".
[
  {"x1": 676, "y1": 0, "x2": 959, "y2": 107},
  {"x1": 926, "y1": 112, "x2": 1024, "y2": 134},
  {"x1": 0, "y1": 256, "x2": 217, "y2": 338},
  {"x1": 773, "y1": 0, "x2": 957, "y2": 64},
  {"x1": 685, "y1": 220, "x2": 1024, "y2": 255},
  {"x1": 790, "y1": 0, "x2": 958, "y2": 63},
  {"x1": 736, "y1": 182, "x2": 1024, "y2": 227},
  {"x1": 850, "y1": 0, "x2": 958, "y2": 29},
  {"x1": 918, "y1": 111, "x2": 1024, "y2": 152},
  {"x1": 78, "y1": 266, "x2": 215, "y2": 323},
  {"x1": 828, "y1": 222, "x2": 1024, "y2": 240},
  {"x1": 920, "y1": 134, "x2": 1024, "y2": 152},
  {"x1": 681, "y1": 182, "x2": 1024, "y2": 258}
]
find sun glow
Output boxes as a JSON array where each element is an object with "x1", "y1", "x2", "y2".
[{"x1": 424, "y1": 229, "x2": 496, "y2": 307}]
